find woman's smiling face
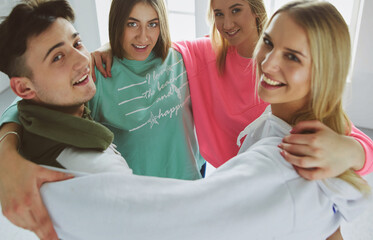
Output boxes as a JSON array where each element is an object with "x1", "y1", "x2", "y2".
[
  {"x1": 212, "y1": 0, "x2": 259, "y2": 56},
  {"x1": 255, "y1": 12, "x2": 312, "y2": 121},
  {"x1": 122, "y1": 2, "x2": 160, "y2": 61}
]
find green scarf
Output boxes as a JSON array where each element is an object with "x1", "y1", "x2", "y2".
[{"x1": 18, "y1": 100, "x2": 114, "y2": 168}]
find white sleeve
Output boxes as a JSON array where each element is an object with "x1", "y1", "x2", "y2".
[
  {"x1": 41, "y1": 141, "x2": 296, "y2": 240},
  {"x1": 40, "y1": 137, "x2": 367, "y2": 240}
]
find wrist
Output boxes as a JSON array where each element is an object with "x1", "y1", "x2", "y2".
[
  {"x1": 348, "y1": 136, "x2": 365, "y2": 171},
  {"x1": 0, "y1": 131, "x2": 20, "y2": 148},
  {"x1": 0, "y1": 134, "x2": 20, "y2": 162}
]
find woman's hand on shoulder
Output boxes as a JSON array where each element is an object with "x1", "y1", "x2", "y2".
[
  {"x1": 278, "y1": 120, "x2": 365, "y2": 180},
  {"x1": 90, "y1": 42, "x2": 113, "y2": 81}
]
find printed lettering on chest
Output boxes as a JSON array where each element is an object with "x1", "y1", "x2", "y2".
[{"x1": 116, "y1": 59, "x2": 190, "y2": 132}]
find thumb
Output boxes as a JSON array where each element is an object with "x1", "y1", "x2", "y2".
[{"x1": 37, "y1": 167, "x2": 74, "y2": 186}]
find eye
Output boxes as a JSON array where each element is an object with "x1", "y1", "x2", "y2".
[
  {"x1": 74, "y1": 40, "x2": 82, "y2": 48},
  {"x1": 128, "y1": 22, "x2": 138, "y2": 27},
  {"x1": 286, "y1": 53, "x2": 300, "y2": 63},
  {"x1": 232, "y1": 8, "x2": 241, "y2": 14},
  {"x1": 148, "y1": 22, "x2": 158, "y2": 28},
  {"x1": 52, "y1": 54, "x2": 63, "y2": 63},
  {"x1": 263, "y1": 37, "x2": 273, "y2": 48},
  {"x1": 214, "y1": 12, "x2": 223, "y2": 17}
]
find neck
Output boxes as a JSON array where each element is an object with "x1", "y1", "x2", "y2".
[
  {"x1": 235, "y1": 42, "x2": 255, "y2": 58},
  {"x1": 235, "y1": 34, "x2": 258, "y2": 58},
  {"x1": 271, "y1": 103, "x2": 304, "y2": 125},
  {"x1": 41, "y1": 103, "x2": 85, "y2": 117}
]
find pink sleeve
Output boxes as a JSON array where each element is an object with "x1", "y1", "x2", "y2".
[{"x1": 350, "y1": 124, "x2": 373, "y2": 175}]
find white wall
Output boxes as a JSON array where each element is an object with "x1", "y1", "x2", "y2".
[
  {"x1": 346, "y1": 0, "x2": 373, "y2": 129},
  {"x1": 195, "y1": 0, "x2": 210, "y2": 38},
  {"x1": 94, "y1": 0, "x2": 111, "y2": 45},
  {"x1": 67, "y1": 0, "x2": 101, "y2": 52}
]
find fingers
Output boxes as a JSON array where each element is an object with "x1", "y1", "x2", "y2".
[
  {"x1": 293, "y1": 165, "x2": 327, "y2": 180},
  {"x1": 31, "y1": 167, "x2": 73, "y2": 240},
  {"x1": 91, "y1": 52, "x2": 107, "y2": 78},
  {"x1": 1, "y1": 165, "x2": 72, "y2": 239},
  {"x1": 106, "y1": 56, "x2": 112, "y2": 78},
  {"x1": 280, "y1": 149, "x2": 321, "y2": 169},
  {"x1": 36, "y1": 167, "x2": 74, "y2": 187},
  {"x1": 2, "y1": 191, "x2": 59, "y2": 240},
  {"x1": 282, "y1": 132, "x2": 319, "y2": 146},
  {"x1": 278, "y1": 141, "x2": 320, "y2": 158},
  {"x1": 90, "y1": 53, "x2": 97, "y2": 82},
  {"x1": 290, "y1": 120, "x2": 325, "y2": 134},
  {"x1": 30, "y1": 196, "x2": 59, "y2": 240},
  {"x1": 280, "y1": 150, "x2": 333, "y2": 180}
]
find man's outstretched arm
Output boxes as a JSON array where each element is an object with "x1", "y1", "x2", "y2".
[{"x1": 0, "y1": 122, "x2": 73, "y2": 240}]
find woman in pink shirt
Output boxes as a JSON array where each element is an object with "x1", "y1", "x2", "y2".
[{"x1": 93, "y1": 0, "x2": 373, "y2": 179}]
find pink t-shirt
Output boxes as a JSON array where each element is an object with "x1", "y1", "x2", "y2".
[
  {"x1": 173, "y1": 38, "x2": 268, "y2": 167},
  {"x1": 174, "y1": 37, "x2": 373, "y2": 174}
]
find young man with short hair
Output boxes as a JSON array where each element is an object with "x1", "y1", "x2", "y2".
[{"x1": 0, "y1": 1, "x2": 131, "y2": 239}]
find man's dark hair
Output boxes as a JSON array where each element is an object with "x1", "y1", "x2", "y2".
[{"x1": 0, "y1": 0, "x2": 75, "y2": 79}]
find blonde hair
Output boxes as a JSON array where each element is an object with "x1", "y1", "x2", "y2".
[
  {"x1": 207, "y1": 0, "x2": 267, "y2": 74},
  {"x1": 256, "y1": 0, "x2": 370, "y2": 194},
  {"x1": 109, "y1": 0, "x2": 171, "y2": 61}
]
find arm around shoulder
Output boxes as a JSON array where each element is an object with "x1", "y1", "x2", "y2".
[{"x1": 350, "y1": 124, "x2": 373, "y2": 175}]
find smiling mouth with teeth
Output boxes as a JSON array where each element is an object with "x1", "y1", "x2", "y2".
[
  {"x1": 262, "y1": 75, "x2": 284, "y2": 86},
  {"x1": 73, "y1": 74, "x2": 88, "y2": 85},
  {"x1": 226, "y1": 29, "x2": 239, "y2": 36},
  {"x1": 133, "y1": 44, "x2": 147, "y2": 49}
]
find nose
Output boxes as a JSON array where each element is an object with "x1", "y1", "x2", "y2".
[
  {"x1": 261, "y1": 50, "x2": 280, "y2": 73},
  {"x1": 223, "y1": 15, "x2": 235, "y2": 30},
  {"x1": 136, "y1": 26, "x2": 148, "y2": 43},
  {"x1": 72, "y1": 48, "x2": 89, "y2": 71}
]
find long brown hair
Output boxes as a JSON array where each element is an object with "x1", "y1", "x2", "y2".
[{"x1": 109, "y1": 0, "x2": 171, "y2": 61}]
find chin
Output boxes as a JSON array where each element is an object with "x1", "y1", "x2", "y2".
[{"x1": 134, "y1": 55, "x2": 149, "y2": 61}]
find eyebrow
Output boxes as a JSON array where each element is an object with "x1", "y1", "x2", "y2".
[
  {"x1": 128, "y1": 17, "x2": 159, "y2": 22},
  {"x1": 214, "y1": 3, "x2": 243, "y2": 12},
  {"x1": 43, "y1": 32, "x2": 80, "y2": 61},
  {"x1": 285, "y1": 47, "x2": 307, "y2": 58},
  {"x1": 229, "y1": 3, "x2": 244, "y2": 9},
  {"x1": 263, "y1": 32, "x2": 307, "y2": 58}
]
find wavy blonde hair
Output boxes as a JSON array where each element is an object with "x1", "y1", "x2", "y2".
[
  {"x1": 256, "y1": 0, "x2": 370, "y2": 194},
  {"x1": 207, "y1": 0, "x2": 267, "y2": 74}
]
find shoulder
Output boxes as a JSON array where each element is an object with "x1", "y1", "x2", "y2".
[
  {"x1": 162, "y1": 48, "x2": 185, "y2": 67},
  {"x1": 172, "y1": 37, "x2": 212, "y2": 55}
]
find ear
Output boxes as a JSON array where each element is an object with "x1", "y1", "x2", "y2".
[{"x1": 10, "y1": 77, "x2": 36, "y2": 99}]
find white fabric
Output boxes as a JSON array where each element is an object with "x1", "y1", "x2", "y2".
[
  {"x1": 39, "y1": 107, "x2": 369, "y2": 240},
  {"x1": 56, "y1": 144, "x2": 132, "y2": 174}
]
